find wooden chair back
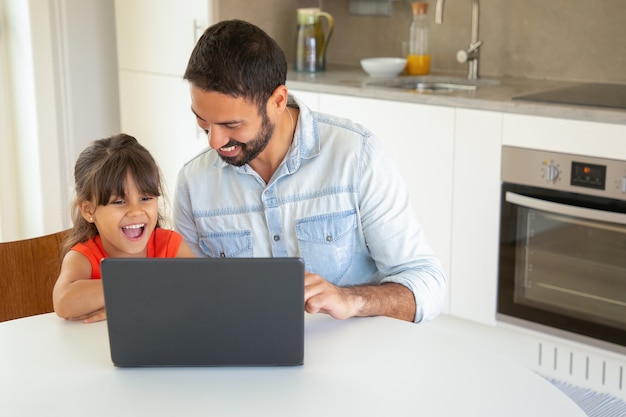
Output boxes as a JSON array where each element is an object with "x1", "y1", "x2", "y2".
[{"x1": 0, "y1": 229, "x2": 70, "y2": 322}]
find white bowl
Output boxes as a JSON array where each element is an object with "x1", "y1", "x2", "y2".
[{"x1": 360, "y1": 57, "x2": 407, "y2": 77}]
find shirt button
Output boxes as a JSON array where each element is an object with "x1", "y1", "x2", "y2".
[
  {"x1": 326, "y1": 235, "x2": 333, "y2": 242},
  {"x1": 273, "y1": 235, "x2": 280, "y2": 242}
]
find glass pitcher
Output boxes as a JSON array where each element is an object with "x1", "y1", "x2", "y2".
[{"x1": 294, "y1": 8, "x2": 334, "y2": 73}]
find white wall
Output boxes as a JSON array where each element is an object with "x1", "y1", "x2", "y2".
[
  {"x1": 57, "y1": 0, "x2": 120, "y2": 161},
  {"x1": 0, "y1": 0, "x2": 119, "y2": 241},
  {"x1": 0, "y1": 1, "x2": 18, "y2": 240},
  {"x1": 1, "y1": 0, "x2": 55, "y2": 242}
]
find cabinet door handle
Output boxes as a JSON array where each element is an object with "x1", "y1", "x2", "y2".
[{"x1": 193, "y1": 19, "x2": 204, "y2": 43}]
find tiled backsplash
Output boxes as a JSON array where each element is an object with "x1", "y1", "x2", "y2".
[{"x1": 216, "y1": 0, "x2": 626, "y2": 84}]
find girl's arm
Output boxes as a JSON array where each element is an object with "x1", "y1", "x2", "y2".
[{"x1": 52, "y1": 251, "x2": 106, "y2": 323}]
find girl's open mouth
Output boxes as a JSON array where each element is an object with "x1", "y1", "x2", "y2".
[{"x1": 122, "y1": 223, "x2": 145, "y2": 239}]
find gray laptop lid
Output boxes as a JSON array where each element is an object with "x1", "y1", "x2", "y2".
[{"x1": 101, "y1": 257, "x2": 304, "y2": 367}]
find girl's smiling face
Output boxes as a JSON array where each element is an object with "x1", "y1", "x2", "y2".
[{"x1": 81, "y1": 173, "x2": 159, "y2": 258}]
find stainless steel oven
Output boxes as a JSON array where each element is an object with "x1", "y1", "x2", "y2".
[{"x1": 498, "y1": 146, "x2": 626, "y2": 353}]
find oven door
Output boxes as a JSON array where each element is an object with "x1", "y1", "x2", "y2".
[{"x1": 498, "y1": 183, "x2": 626, "y2": 348}]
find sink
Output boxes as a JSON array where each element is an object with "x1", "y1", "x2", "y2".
[
  {"x1": 364, "y1": 76, "x2": 499, "y2": 94},
  {"x1": 390, "y1": 81, "x2": 477, "y2": 93}
]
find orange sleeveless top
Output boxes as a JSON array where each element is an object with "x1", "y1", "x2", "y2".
[{"x1": 70, "y1": 228, "x2": 183, "y2": 279}]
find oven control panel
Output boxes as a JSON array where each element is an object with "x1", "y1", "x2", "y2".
[
  {"x1": 501, "y1": 146, "x2": 626, "y2": 200},
  {"x1": 570, "y1": 161, "x2": 606, "y2": 190}
]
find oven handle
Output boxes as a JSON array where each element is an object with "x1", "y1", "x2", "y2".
[{"x1": 505, "y1": 192, "x2": 626, "y2": 225}]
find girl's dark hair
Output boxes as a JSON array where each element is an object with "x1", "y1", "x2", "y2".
[
  {"x1": 184, "y1": 19, "x2": 287, "y2": 113},
  {"x1": 63, "y1": 133, "x2": 164, "y2": 254}
]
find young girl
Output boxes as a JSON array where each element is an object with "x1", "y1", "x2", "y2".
[{"x1": 53, "y1": 134, "x2": 195, "y2": 323}]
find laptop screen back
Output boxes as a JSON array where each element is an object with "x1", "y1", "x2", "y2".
[{"x1": 101, "y1": 257, "x2": 304, "y2": 367}]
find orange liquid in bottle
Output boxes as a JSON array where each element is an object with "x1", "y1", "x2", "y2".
[{"x1": 406, "y1": 54, "x2": 431, "y2": 75}]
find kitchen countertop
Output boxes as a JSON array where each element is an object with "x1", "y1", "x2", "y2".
[{"x1": 286, "y1": 66, "x2": 626, "y2": 125}]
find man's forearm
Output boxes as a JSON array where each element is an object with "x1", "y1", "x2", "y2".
[{"x1": 344, "y1": 283, "x2": 416, "y2": 322}]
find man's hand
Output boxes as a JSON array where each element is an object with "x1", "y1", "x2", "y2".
[
  {"x1": 304, "y1": 272, "x2": 364, "y2": 320},
  {"x1": 303, "y1": 272, "x2": 416, "y2": 322}
]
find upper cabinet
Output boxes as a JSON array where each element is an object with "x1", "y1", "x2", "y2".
[
  {"x1": 114, "y1": 0, "x2": 213, "y2": 203},
  {"x1": 114, "y1": 0, "x2": 210, "y2": 76}
]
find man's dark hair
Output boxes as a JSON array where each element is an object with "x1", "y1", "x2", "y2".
[{"x1": 184, "y1": 19, "x2": 288, "y2": 112}]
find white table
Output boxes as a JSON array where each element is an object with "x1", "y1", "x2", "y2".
[{"x1": 0, "y1": 313, "x2": 586, "y2": 417}]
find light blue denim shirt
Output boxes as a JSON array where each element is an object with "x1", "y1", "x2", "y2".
[{"x1": 173, "y1": 94, "x2": 446, "y2": 322}]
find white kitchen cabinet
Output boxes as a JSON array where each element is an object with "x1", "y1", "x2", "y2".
[
  {"x1": 502, "y1": 113, "x2": 626, "y2": 161},
  {"x1": 317, "y1": 94, "x2": 455, "y2": 312},
  {"x1": 114, "y1": 0, "x2": 212, "y2": 212},
  {"x1": 288, "y1": 88, "x2": 320, "y2": 111},
  {"x1": 449, "y1": 109, "x2": 503, "y2": 325},
  {"x1": 115, "y1": 0, "x2": 209, "y2": 77}
]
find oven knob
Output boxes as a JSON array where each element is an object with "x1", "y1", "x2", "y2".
[{"x1": 545, "y1": 164, "x2": 560, "y2": 183}]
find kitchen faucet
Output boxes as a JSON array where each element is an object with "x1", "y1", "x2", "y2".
[{"x1": 435, "y1": 0, "x2": 482, "y2": 80}]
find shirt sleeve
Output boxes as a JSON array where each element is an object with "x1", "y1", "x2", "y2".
[{"x1": 357, "y1": 134, "x2": 447, "y2": 323}]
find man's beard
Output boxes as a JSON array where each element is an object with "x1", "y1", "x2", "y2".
[{"x1": 219, "y1": 113, "x2": 274, "y2": 167}]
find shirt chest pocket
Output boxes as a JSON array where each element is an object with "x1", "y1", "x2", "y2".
[
  {"x1": 199, "y1": 230, "x2": 253, "y2": 258},
  {"x1": 295, "y1": 209, "x2": 356, "y2": 284}
]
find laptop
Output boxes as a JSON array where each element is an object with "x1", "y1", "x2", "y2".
[{"x1": 100, "y1": 257, "x2": 305, "y2": 367}]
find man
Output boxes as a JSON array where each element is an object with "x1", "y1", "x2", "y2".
[{"x1": 173, "y1": 19, "x2": 446, "y2": 323}]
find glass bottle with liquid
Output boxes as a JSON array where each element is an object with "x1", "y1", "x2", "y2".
[
  {"x1": 407, "y1": 2, "x2": 430, "y2": 75},
  {"x1": 294, "y1": 8, "x2": 334, "y2": 73}
]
